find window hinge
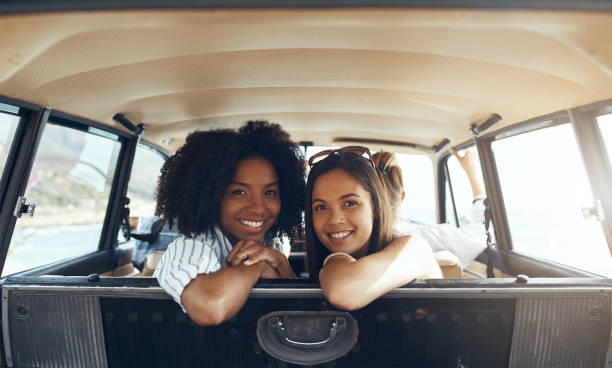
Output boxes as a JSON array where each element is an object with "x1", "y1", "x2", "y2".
[
  {"x1": 13, "y1": 196, "x2": 36, "y2": 218},
  {"x1": 582, "y1": 200, "x2": 605, "y2": 222}
]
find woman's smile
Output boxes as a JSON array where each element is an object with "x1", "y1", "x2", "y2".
[
  {"x1": 238, "y1": 219, "x2": 266, "y2": 229},
  {"x1": 329, "y1": 230, "x2": 353, "y2": 240}
]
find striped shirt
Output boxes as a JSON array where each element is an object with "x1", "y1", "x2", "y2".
[{"x1": 153, "y1": 226, "x2": 284, "y2": 312}]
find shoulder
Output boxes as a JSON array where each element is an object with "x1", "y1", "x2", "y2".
[
  {"x1": 162, "y1": 231, "x2": 223, "y2": 260},
  {"x1": 389, "y1": 234, "x2": 431, "y2": 250}
]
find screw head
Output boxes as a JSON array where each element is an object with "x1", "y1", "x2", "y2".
[{"x1": 415, "y1": 307, "x2": 428, "y2": 320}]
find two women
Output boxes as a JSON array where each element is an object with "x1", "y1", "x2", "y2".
[{"x1": 154, "y1": 125, "x2": 443, "y2": 324}]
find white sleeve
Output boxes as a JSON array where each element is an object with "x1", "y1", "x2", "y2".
[
  {"x1": 414, "y1": 200, "x2": 488, "y2": 268},
  {"x1": 153, "y1": 235, "x2": 222, "y2": 312},
  {"x1": 272, "y1": 236, "x2": 291, "y2": 257},
  {"x1": 459, "y1": 197, "x2": 486, "y2": 226},
  {"x1": 415, "y1": 200, "x2": 487, "y2": 268}
]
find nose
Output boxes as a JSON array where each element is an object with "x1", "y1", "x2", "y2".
[
  {"x1": 247, "y1": 194, "x2": 265, "y2": 214},
  {"x1": 328, "y1": 207, "x2": 345, "y2": 224}
]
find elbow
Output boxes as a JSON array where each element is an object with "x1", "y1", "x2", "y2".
[
  {"x1": 185, "y1": 298, "x2": 230, "y2": 326},
  {"x1": 323, "y1": 284, "x2": 366, "y2": 311}
]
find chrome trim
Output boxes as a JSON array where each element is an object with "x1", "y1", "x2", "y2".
[{"x1": 3, "y1": 284, "x2": 611, "y2": 299}]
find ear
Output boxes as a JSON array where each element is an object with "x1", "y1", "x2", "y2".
[{"x1": 401, "y1": 191, "x2": 406, "y2": 203}]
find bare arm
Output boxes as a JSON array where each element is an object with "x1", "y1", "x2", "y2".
[
  {"x1": 181, "y1": 261, "x2": 265, "y2": 326},
  {"x1": 450, "y1": 147, "x2": 485, "y2": 199},
  {"x1": 319, "y1": 236, "x2": 442, "y2": 311},
  {"x1": 180, "y1": 239, "x2": 294, "y2": 325}
]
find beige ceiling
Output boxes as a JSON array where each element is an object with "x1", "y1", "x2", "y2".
[{"x1": 1, "y1": 8, "x2": 612, "y2": 154}]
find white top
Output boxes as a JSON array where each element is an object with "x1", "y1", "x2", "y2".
[
  {"x1": 396, "y1": 199, "x2": 487, "y2": 268},
  {"x1": 153, "y1": 226, "x2": 284, "y2": 312}
]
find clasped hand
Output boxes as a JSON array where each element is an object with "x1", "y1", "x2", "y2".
[{"x1": 224, "y1": 240, "x2": 291, "y2": 278}]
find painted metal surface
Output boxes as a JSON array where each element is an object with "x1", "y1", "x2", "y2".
[
  {"x1": 7, "y1": 293, "x2": 107, "y2": 368},
  {"x1": 509, "y1": 295, "x2": 610, "y2": 368}
]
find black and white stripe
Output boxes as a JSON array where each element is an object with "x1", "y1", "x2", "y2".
[{"x1": 153, "y1": 227, "x2": 285, "y2": 312}]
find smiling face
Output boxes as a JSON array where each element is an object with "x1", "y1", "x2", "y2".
[
  {"x1": 311, "y1": 168, "x2": 374, "y2": 258},
  {"x1": 219, "y1": 157, "x2": 281, "y2": 245}
]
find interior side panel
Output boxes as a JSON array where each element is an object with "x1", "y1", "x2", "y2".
[
  {"x1": 101, "y1": 297, "x2": 515, "y2": 368},
  {"x1": 3, "y1": 280, "x2": 611, "y2": 368}
]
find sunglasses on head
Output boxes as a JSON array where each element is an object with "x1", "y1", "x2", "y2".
[{"x1": 307, "y1": 145, "x2": 375, "y2": 168}]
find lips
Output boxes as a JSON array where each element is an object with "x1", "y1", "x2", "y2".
[
  {"x1": 327, "y1": 230, "x2": 354, "y2": 243},
  {"x1": 329, "y1": 230, "x2": 352, "y2": 239},
  {"x1": 239, "y1": 219, "x2": 265, "y2": 228},
  {"x1": 237, "y1": 218, "x2": 272, "y2": 234}
]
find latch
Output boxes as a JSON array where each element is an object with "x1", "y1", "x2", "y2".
[
  {"x1": 13, "y1": 196, "x2": 36, "y2": 218},
  {"x1": 581, "y1": 200, "x2": 605, "y2": 222}
]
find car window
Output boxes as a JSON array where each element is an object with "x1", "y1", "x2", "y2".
[
  {"x1": 0, "y1": 110, "x2": 20, "y2": 177},
  {"x1": 445, "y1": 150, "x2": 480, "y2": 227},
  {"x1": 126, "y1": 144, "x2": 166, "y2": 218},
  {"x1": 117, "y1": 143, "x2": 166, "y2": 246},
  {"x1": 3, "y1": 122, "x2": 121, "y2": 276},
  {"x1": 395, "y1": 153, "x2": 435, "y2": 225},
  {"x1": 596, "y1": 113, "x2": 612, "y2": 165},
  {"x1": 492, "y1": 123, "x2": 612, "y2": 277}
]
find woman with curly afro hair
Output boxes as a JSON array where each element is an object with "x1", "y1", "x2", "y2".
[{"x1": 153, "y1": 121, "x2": 305, "y2": 326}]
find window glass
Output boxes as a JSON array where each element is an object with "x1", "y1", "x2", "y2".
[
  {"x1": 492, "y1": 123, "x2": 612, "y2": 277},
  {"x1": 444, "y1": 180, "x2": 458, "y2": 227},
  {"x1": 445, "y1": 150, "x2": 479, "y2": 226},
  {"x1": 303, "y1": 146, "x2": 435, "y2": 226},
  {"x1": 3, "y1": 123, "x2": 121, "y2": 276},
  {"x1": 395, "y1": 153, "x2": 435, "y2": 225},
  {"x1": 597, "y1": 113, "x2": 612, "y2": 165},
  {"x1": 0, "y1": 111, "x2": 20, "y2": 177},
  {"x1": 126, "y1": 145, "x2": 166, "y2": 218},
  {"x1": 117, "y1": 144, "x2": 166, "y2": 247}
]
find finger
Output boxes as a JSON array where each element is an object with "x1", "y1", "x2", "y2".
[
  {"x1": 244, "y1": 247, "x2": 283, "y2": 267},
  {"x1": 226, "y1": 240, "x2": 246, "y2": 266},
  {"x1": 241, "y1": 247, "x2": 268, "y2": 266},
  {"x1": 235, "y1": 241, "x2": 262, "y2": 265},
  {"x1": 229, "y1": 249, "x2": 249, "y2": 267}
]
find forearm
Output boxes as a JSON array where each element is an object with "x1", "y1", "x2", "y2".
[
  {"x1": 275, "y1": 257, "x2": 296, "y2": 278},
  {"x1": 320, "y1": 237, "x2": 441, "y2": 310},
  {"x1": 181, "y1": 262, "x2": 264, "y2": 325},
  {"x1": 468, "y1": 175, "x2": 485, "y2": 198}
]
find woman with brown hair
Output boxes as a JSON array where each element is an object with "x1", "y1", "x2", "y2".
[{"x1": 304, "y1": 147, "x2": 441, "y2": 311}]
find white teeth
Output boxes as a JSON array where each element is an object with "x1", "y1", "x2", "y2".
[
  {"x1": 330, "y1": 231, "x2": 351, "y2": 239},
  {"x1": 239, "y1": 219, "x2": 264, "y2": 228}
]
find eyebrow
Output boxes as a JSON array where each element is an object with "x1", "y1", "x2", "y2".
[
  {"x1": 312, "y1": 193, "x2": 361, "y2": 203},
  {"x1": 231, "y1": 180, "x2": 279, "y2": 187}
]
